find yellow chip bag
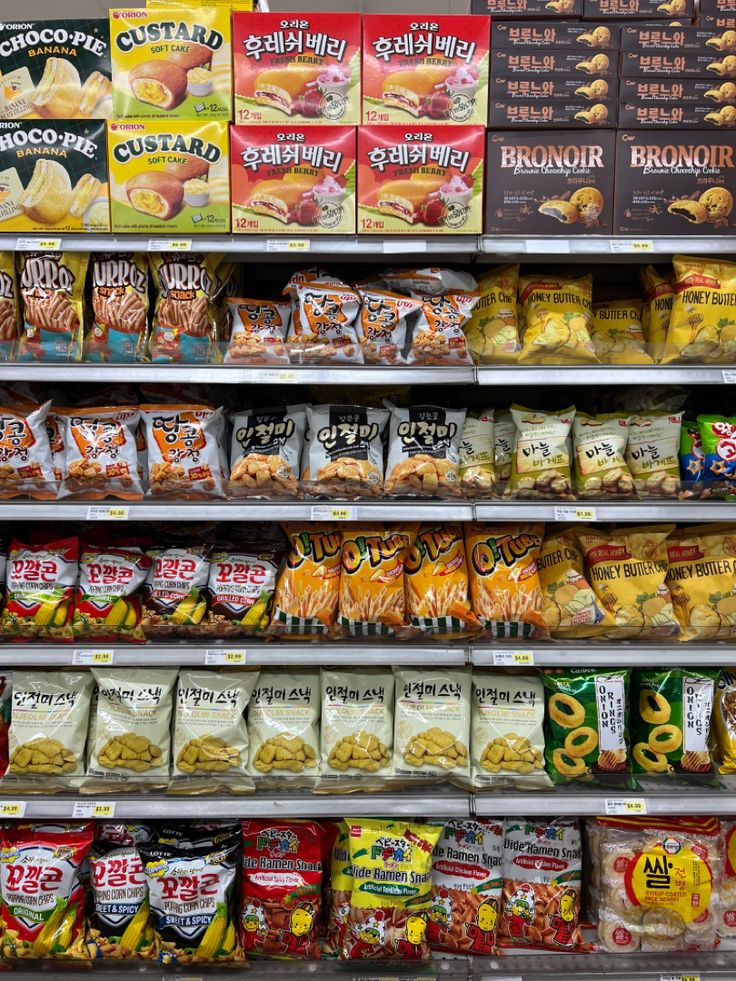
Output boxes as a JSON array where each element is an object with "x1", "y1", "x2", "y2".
[
  {"x1": 538, "y1": 528, "x2": 611, "y2": 638},
  {"x1": 576, "y1": 525, "x2": 679, "y2": 639},
  {"x1": 505, "y1": 405, "x2": 575, "y2": 500},
  {"x1": 591, "y1": 299, "x2": 654, "y2": 364},
  {"x1": 404, "y1": 524, "x2": 479, "y2": 638},
  {"x1": 666, "y1": 524, "x2": 736, "y2": 642},
  {"x1": 0, "y1": 252, "x2": 19, "y2": 350},
  {"x1": 662, "y1": 255, "x2": 736, "y2": 364},
  {"x1": 626, "y1": 412, "x2": 683, "y2": 498},
  {"x1": 464, "y1": 522, "x2": 546, "y2": 638},
  {"x1": 572, "y1": 412, "x2": 635, "y2": 498},
  {"x1": 518, "y1": 273, "x2": 597, "y2": 365},
  {"x1": 464, "y1": 264, "x2": 520, "y2": 364},
  {"x1": 459, "y1": 410, "x2": 495, "y2": 497},
  {"x1": 640, "y1": 265, "x2": 674, "y2": 363},
  {"x1": 271, "y1": 524, "x2": 341, "y2": 638}
]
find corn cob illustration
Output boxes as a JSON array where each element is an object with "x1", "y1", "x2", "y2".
[
  {"x1": 32, "y1": 897, "x2": 68, "y2": 956},
  {"x1": 119, "y1": 899, "x2": 150, "y2": 953},
  {"x1": 193, "y1": 902, "x2": 227, "y2": 961}
]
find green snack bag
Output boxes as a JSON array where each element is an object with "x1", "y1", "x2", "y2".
[
  {"x1": 697, "y1": 414, "x2": 736, "y2": 495},
  {"x1": 679, "y1": 419, "x2": 704, "y2": 496}
]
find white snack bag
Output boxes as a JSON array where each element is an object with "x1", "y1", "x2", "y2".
[
  {"x1": 304, "y1": 404, "x2": 389, "y2": 499},
  {"x1": 381, "y1": 268, "x2": 478, "y2": 296},
  {"x1": 627, "y1": 412, "x2": 683, "y2": 498},
  {"x1": 459, "y1": 410, "x2": 495, "y2": 498},
  {"x1": 392, "y1": 667, "x2": 471, "y2": 784},
  {"x1": 572, "y1": 412, "x2": 634, "y2": 499},
  {"x1": 229, "y1": 405, "x2": 306, "y2": 499},
  {"x1": 290, "y1": 284, "x2": 363, "y2": 364},
  {"x1": 384, "y1": 403, "x2": 466, "y2": 498},
  {"x1": 86, "y1": 668, "x2": 178, "y2": 788},
  {"x1": 0, "y1": 400, "x2": 57, "y2": 499},
  {"x1": 58, "y1": 407, "x2": 144, "y2": 500},
  {"x1": 140, "y1": 403, "x2": 226, "y2": 498},
  {"x1": 471, "y1": 672, "x2": 551, "y2": 790},
  {"x1": 407, "y1": 291, "x2": 478, "y2": 366},
  {"x1": 247, "y1": 669, "x2": 320, "y2": 785},
  {"x1": 170, "y1": 669, "x2": 260, "y2": 794},
  {"x1": 225, "y1": 297, "x2": 291, "y2": 365}
]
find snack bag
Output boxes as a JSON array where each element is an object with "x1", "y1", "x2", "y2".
[
  {"x1": 354, "y1": 288, "x2": 421, "y2": 365},
  {"x1": 680, "y1": 419, "x2": 705, "y2": 495},
  {"x1": 518, "y1": 273, "x2": 597, "y2": 365},
  {"x1": 471, "y1": 672, "x2": 549, "y2": 790},
  {"x1": 0, "y1": 673, "x2": 10, "y2": 779},
  {"x1": 5, "y1": 670, "x2": 94, "y2": 790},
  {"x1": 337, "y1": 524, "x2": 416, "y2": 636},
  {"x1": 591, "y1": 299, "x2": 653, "y2": 364},
  {"x1": 459, "y1": 410, "x2": 495, "y2": 498},
  {"x1": 141, "y1": 404, "x2": 226, "y2": 498},
  {"x1": 201, "y1": 544, "x2": 281, "y2": 636},
  {"x1": 148, "y1": 253, "x2": 224, "y2": 363},
  {"x1": 384, "y1": 403, "x2": 465, "y2": 497},
  {"x1": 229, "y1": 405, "x2": 305, "y2": 499},
  {"x1": 631, "y1": 668, "x2": 719, "y2": 780},
  {"x1": 0, "y1": 822, "x2": 93, "y2": 959},
  {"x1": 407, "y1": 291, "x2": 478, "y2": 366},
  {"x1": 341, "y1": 819, "x2": 442, "y2": 961},
  {"x1": 0, "y1": 252, "x2": 19, "y2": 351},
  {"x1": 3, "y1": 537, "x2": 78, "y2": 640},
  {"x1": 88, "y1": 840, "x2": 154, "y2": 959},
  {"x1": 381, "y1": 268, "x2": 478, "y2": 297},
  {"x1": 270, "y1": 524, "x2": 341, "y2": 637},
  {"x1": 140, "y1": 545, "x2": 210, "y2": 636},
  {"x1": 428, "y1": 820, "x2": 504, "y2": 955},
  {"x1": 721, "y1": 819, "x2": 736, "y2": 937},
  {"x1": 47, "y1": 410, "x2": 66, "y2": 485},
  {"x1": 698, "y1": 414, "x2": 736, "y2": 494},
  {"x1": 543, "y1": 669, "x2": 632, "y2": 787},
  {"x1": 304, "y1": 405, "x2": 388, "y2": 498},
  {"x1": 463, "y1": 265, "x2": 520, "y2": 364},
  {"x1": 464, "y1": 523, "x2": 545, "y2": 639},
  {"x1": 240, "y1": 821, "x2": 324, "y2": 959},
  {"x1": 505, "y1": 405, "x2": 575, "y2": 500},
  {"x1": 247, "y1": 670, "x2": 320, "y2": 783},
  {"x1": 59, "y1": 406, "x2": 144, "y2": 500},
  {"x1": 0, "y1": 400, "x2": 57, "y2": 499},
  {"x1": 325, "y1": 822, "x2": 352, "y2": 956},
  {"x1": 73, "y1": 545, "x2": 150, "y2": 643},
  {"x1": 627, "y1": 412, "x2": 683, "y2": 498},
  {"x1": 86, "y1": 252, "x2": 149, "y2": 362},
  {"x1": 640, "y1": 265, "x2": 674, "y2": 363},
  {"x1": 577, "y1": 525, "x2": 679, "y2": 639},
  {"x1": 494, "y1": 409, "x2": 514, "y2": 491},
  {"x1": 404, "y1": 524, "x2": 478, "y2": 638},
  {"x1": 319, "y1": 668, "x2": 394, "y2": 786},
  {"x1": 225, "y1": 298, "x2": 291, "y2": 365},
  {"x1": 538, "y1": 527, "x2": 610, "y2": 638},
  {"x1": 171, "y1": 670, "x2": 259, "y2": 794},
  {"x1": 662, "y1": 255, "x2": 736, "y2": 364},
  {"x1": 16, "y1": 251, "x2": 88, "y2": 361},
  {"x1": 290, "y1": 284, "x2": 362, "y2": 364},
  {"x1": 86, "y1": 667, "x2": 177, "y2": 789},
  {"x1": 715, "y1": 670, "x2": 736, "y2": 776},
  {"x1": 499, "y1": 819, "x2": 583, "y2": 951},
  {"x1": 392, "y1": 668, "x2": 471, "y2": 783},
  {"x1": 666, "y1": 525, "x2": 736, "y2": 641},
  {"x1": 572, "y1": 412, "x2": 635, "y2": 498}
]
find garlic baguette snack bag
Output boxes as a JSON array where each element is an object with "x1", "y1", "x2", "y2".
[
  {"x1": 627, "y1": 412, "x2": 683, "y2": 498},
  {"x1": 247, "y1": 670, "x2": 320, "y2": 786},
  {"x1": 505, "y1": 406, "x2": 575, "y2": 500},
  {"x1": 572, "y1": 413, "x2": 634, "y2": 499}
]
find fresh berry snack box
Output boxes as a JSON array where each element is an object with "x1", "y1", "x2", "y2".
[
  {"x1": 233, "y1": 12, "x2": 361, "y2": 126},
  {"x1": 231, "y1": 125, "x2": 355, "y2": 234},
  {"x1": 357, "y1": 125, "x2": 484, "y2": 235},
  {"x1": 362, "y1": 15, "x2": 490, "y2": 126}
]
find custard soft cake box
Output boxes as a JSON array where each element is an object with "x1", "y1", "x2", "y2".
[
  {"x1": 109, "y1": 7, "x2": 232, "y2": 120},
  {"x1": 0, "y1": 120, "x2": 109, "y2": 233},
  {"x1": 107, "y1": 120, "x2": 229, "y2": 233}
]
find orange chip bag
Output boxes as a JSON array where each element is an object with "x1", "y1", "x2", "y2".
[
  {"x1": 404, "y1": 524, "x2": 479, "y2": 638},
  {"x1": 290, "y1": 284, "x2": 362, "y2": 364},
  {"x1": 271, "y1": 524, "x2": 341, "y2": 637},
  {"x1": 141, "y1": 403, "x2": 226, "y2": 499},
  {"x1": 408, "y1": 291, "x2": 478, "y2": 365},
  {"x1": 354, "y1": 288, "x2": 421, "y2": 365},
  {"x1": 0, "y1": 400, "x2": 57, "y2": 500},
  {"x1": 59, "y1": 406, "x2": 144, "y2": 500},
  {"x1": 225, "y1": 298, "x2": 291, "y2": 365}
]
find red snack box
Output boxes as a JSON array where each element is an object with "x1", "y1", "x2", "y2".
[
  {"x1": 357, "y1": 125, "x2": 484, "y2": 235},
  {"x1": 231, "y1": 125, "x2": 356, "y2": 234},
  {"x1": 233, "y1": 12, "x2": 361, "y2": 125},
  {"x1": 362, "y1": 15, "x2": 490, "y2": 125}
]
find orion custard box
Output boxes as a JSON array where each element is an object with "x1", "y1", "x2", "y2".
[
  {"x1": 621, "y1": 48, "x2": 736, "y2": 76},
  {"x1": 583, "y1": 0, "x2": 694, "y2": 17},
  {"x1": 485, "y1": 130, "x2": 615, "y2": 235},
  {"x1": 620, "y1": 77, "x2": 736, "y2": 103},
  {"x1": 230, "y1": 125, "x2": 355, "y2": 234},
  {"x1": 472, "y1": 0, "x2": 583, "y2": 15},
  {"x1": 362, "y1": 15, "x2": 490, "y2": 126},
  {"x1": 0, "y1": 20, "x2": 111, "y2": 120},
  {"x1": 232, "y1": 12, "x2": 360, "y2": 126},
  {"x1": 107, "y1": 120, "x2": 229, "y2": 233},
  {"x1": 489, "y1": 99, "x2": 616, "y2": 127},
  {"x1": 618, "y1": 102, "x2": 734, "y2": 127},
  {"x1": 491, "y1": 49, "x2": 618, "y2": 77},
  {"x1": 621, "y1": 25, "x2": 732, "y2": 52},
  {"x1": 0, "y1": 120, "x2": 109, "y2": 233},
  {"x1": 492, "y1": 74, "x2": 618, "y2": 100},
  {"x1": 492, "y1": 22, "x2": 620, "y2": 49},
  {"x1": 615, "y1": 131, "x2": 736, "y2": 235},
  {"x1": 109, "y1": 7, "x2": 232, "y2": 120},
  {"x1": 357, "y1": 125, "x2": 484, "y2": 235}
]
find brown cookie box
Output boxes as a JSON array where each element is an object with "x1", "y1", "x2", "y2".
[
  {"x1": 620, "y1": 76, "x2": 736, "y2": 101},
  {"x1": 614, "y1": 130, "x2": 736, "y2": 234},
  {"x1": 622, "y1": 24, "x2": 732, "y2": 49},
  {"x1": 490, "y1": 98, "x2": 617, "y2": 126},
  {"x1": 472, "y1": 0, "x2": 583, "y2": 14},
  {"x1": 485, "y1": 130, "x2": 615, "y2": 235},
  {"x1": 492, "y1": 21, "x2": 620, "y2": 48},
  {"x1": 618, "y1": 101, "x2": 734, "y2": 125},
  {"x1": 621, "y1": 48, "x2": 736, "y2": 73},
  {"x1": 492, "y1": 74, "x2": 619, "y2": 98},
  {"x1": 492, "y1": 48, "x2": 618, "y2": 75},
  {"x1": 583, "y1": 0, "x2": 695, "y2": 18},
  {"x1": 700, "y1": 0, "x2": 736, "y2": 16},
  {"x1": 702, "y1": 14, "x2": 736, "y2": 28}
]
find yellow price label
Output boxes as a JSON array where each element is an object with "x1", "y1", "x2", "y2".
[
  {"x1": 0, "y1": 802, "x2": 26, "y2": 817},
  {"x1": 575, "y1": 508, "x2": 596, "y2": 521},
  {"x1": 311, "y1": 505, "x2": 356, "y2": 521},
  {"x1": 493, "y1": 650, "x2": 534, "y2": 666},
  {"x1": 73, "y1": 801, "x2": 116, "y2": 818},
  {"x1": 17, "y1": 237, "x2": 61, "y2": 251},
  {"x1": 554, "y1": 506, "x2": 596, "y2": 522},
  {"x1": 605, "y1": 798, "x2": 647, "y2": 815},
  {"x1": 287, "y1": 239, "x2": 310, "y2": 251},
  {"x1": 267, "y1": 238, "x2": 311, "y2": 253},
  {"x1": 610, "y1": 239, "x2": 654, "y2": 253},
  {"x1": 73, "y1": 650, "x2": 114, "y2": 665},
  {"x1": 277, "y1": 371, "x2": 297, "y2": 382},
  {"x1": 205, "y1": 650, "x2": 246, "y2": 665},
  {"x1": 148, "y1": 238, "x2": 192, "y2": 251},
  {"x1": 86, "y1": 505, "x2": 129, "y2": 521}
]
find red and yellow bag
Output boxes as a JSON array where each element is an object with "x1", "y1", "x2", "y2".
[
  {"x1": 73, "y1": 546, "x2": 151, "y2": 643},
  {"x1": 2, "y1": 537, "x2": 78, "y2": 640}
]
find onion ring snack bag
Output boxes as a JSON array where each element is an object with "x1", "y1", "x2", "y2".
[
  {"x1": 148, "y1": 253, "x2": 223, "y2": 363},
  {"x1": 338, "y1": 524, "x2": 416, "y2": 636},
  {"x1": 384, "y1": 403, "x2": 465, "y2": 498},
  {"x1": 16, "y1": 251, "x2": 88, "y2": 362},
  {"x1": 666, "y1": 525, "x2": 736, "y2": 641},
  {"x1": 271, "y1": 524, "x2": 341, "y2": 637},
  {"x1": 59, "y1": 406, "x2": 144, "y2": 500},
  {"x1": 0, "y1": 251, "x2": 19, "y2": 350},
  {"x1": 573, "y1": 412, "x2": 635, "y2": 499},
  {"x1": 538, "y1": 528, "x2": 610, "y2": 639},
  {"x1": 290, "y1": 284, "x2": 362, "y2": 364},
  {"x1": 88, "y1": 840, "x2": 154, "y2": 959},
  {"x1": 73, "y1": 545, "x2": 150, "y2": 642},
  {"x1": 304, "y1": 404, "x2": 388, "y2": 498},
  {"x1": 0, "y1": 400, "x2": 57, "y2": 500},
  {"x1": 662, "y1": 255, "x2": 736, "y2": 364},
  {"x1": 591, "y1": 299, "x2": 653, "y2": 365},
  {"x1": 341, "y1": 819, "x2": 443, "y2": 961},
  {"x1": 141, "y1": 403, "x2": 226, "y2": 499},
  {"x1": 464, "y1": 265, "x2": 520, "y2": 365},
  {"x1": 354, "y1": 288, "x2": 420, "y2": 365},
  {"x1": 201, "y1": 544, "x2": 281, "y2": 636},
  {"x1": 3, "y1": 537, "x2": 78, "y2": 640},
  {"x1": 225, "y1": 298, "x2": 290, "y2": 365},
  {"x1": 246, "y1": 670, "x2": 320, "y2": 784},
  {"x1": 518, "y1": 273, "x2": 597, "y2": 365},
  {"x1": 627, "y1": 412, "x2": 683, "y2": 498},
  {"x1": 640, "y1": 265, "x2": 674, "y2": 363},
  {"x1": 459, "y1": 410, "x2": 495, "y2": 498},
  {"x1": 141, "y1": 545, "x2": 210, "y2": 635},
  {"x1": 404, "y1": 524, "x2": 478, "y2": 638},
  {"x1": 320, "y1": 668, "x2": 394, "y2": 786},
  {"x1": 505, "y1": 406, "x2": 575, "y2": 500},
  {"x1": 229, "y1": 405, "x2": 305, "y2": 499},
  {"x1": 408, "y1": 291, "x2": 478, "y2": 366},
  {"x1": 86, "y1": 252, "x2": 149, "y2": 363}
]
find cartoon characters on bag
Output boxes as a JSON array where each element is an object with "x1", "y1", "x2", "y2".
[
  {"x1": 279, "y1": 902, "x2": 315, "y2": 956},
  {"x1": 426, "y1": 889, "x2": 453, "y2": 944},
  {"x1": 504, "y1": 883, "x2": 536, "y2": 939},
  {"x1": 395, "y1": 912, "x2": 427, "y2": 958},
  {"x1": 465, "y1": 897, "x2": 499, "y2": 954},
  {"x1": 348, "y1": 910, "x2": 387, "y2": 957},
  {"x1": 241, "y1": 899, "x2": 267, "y2": 951},
  {"x1": 548, "y1": 888, "x2": 578, "y2": 948}
]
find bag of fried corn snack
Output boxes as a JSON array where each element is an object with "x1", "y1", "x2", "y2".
[
  {"x1": 573, "y1": 412, "x2": 635, "y2": 498},
  {"x1": 662, "y1": 255, "x2": 736, "y2": 364},
  {"x1": 464, "y1": 265, "x2": 520, "y2": 364},
  {"x1": 459, "y1": 410, "x2": 495, "y2": 498},
  {"x1": 88, "y1": 836, "x2": 154, "y2": 959},
  {"x1": 504, "y1": 406, "x2": 575, "y2": 500},
  {"x1": 640, "y1": 265, "x2": 674, "y2": 363},
  {"x1": 627, "y1": 412, "x2": 683, "y2": 498},
  {"x1": 666, "y1": 524, "x2": 736, "y2": 641},
  {"x1": 3, "y1": 537, "x2": 78, "y2": 640},
  {"x1": 271, "y1": 524, "x2": 341, "y2": 638},
  {"x1": 591, "y1": 299, "x2": 653, "y2": 365},
  {"x1": 518, "y1": 273, "x2": 597, "y2": 365},
  {"x1": 140, "y1": 545, "x2": 210, "y2": 637},
  {"x1": 199, "y1": 543, "x2": 282, "y2": 637},
  {"x1": 73, "y1": 545, "x2": 150, "y2": 643},
  {"x1": 538, "y1": 528, "x2": 611, "y2": 638},
  {"x1": 247, "y1": 670, "x2": 320, "y2": 786},
  {"x1": 404, "y1": 524, "x2": 479, "y2": 639}
]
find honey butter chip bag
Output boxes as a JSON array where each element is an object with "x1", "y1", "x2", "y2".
[
  {"x1": 229, "y1": 405, "x2": 305, "y2": 500},
  {"x1": 663, "y1": 256, "x2": 736, "y2": 364},
  {"x1": 0, "y1": 822, "x2": 93, "y2": 960},
  {"x1": 518, "y1": 273, "x2": 597, "y2": 366},
  {"x1": 464, "y1": 265, "x2": 520, "y2": 365},
  {"x1": 140, "y1": 545, "x2": 210, "y2": 636},
  {"x1": 384, "y1": 403, "x2": 465, "y2": 498},
  {"x1": 0, "y1": 400, "x2": 57, "y2": 499},
  {"x1": 427, "y1": 820, "x2": 504, "y2": 956},
  {"x1": 505, "y1": 406, "x2": 575, "y2": 500},
  {"x1": 591, "y1": 299, "x2": 653, "y2": 365},
  {"x1": 73, "y1": 545, "x2": 150, "y2": 643},
  {"x1": 87, "y1": 838, "x2": 154, "y2": 960},
  {"x1": 459, "y1": 410, "x2": 495, "y2": 498},
  {"x1": 225, "y1": 298, "x2": 291, "y2": 365},
  {"x1": 141, "y1": 403, "x2": 226, "y2": 499},
  {"x1": 464, "y1": 523, "x2": 545, "y2": 639},
  {"x1": 3, "y1": 537, "x2": 78, "y2": 640},
  {"x1": 290, "y1": 283, "x2": 362, "y2": 365},
  {"x1": 640, "y1": 265, "x2": 674, "y2": 364},
  {"x1": 631, "y1": 668, "x2": 719, "y2": 781},
  {"x1": 16, "y1": 251, "x2": 89, "y2": 362},
  {"x1": 270, "y1": 524, "x2": 341, "y2": 638},
  {"x1": 627, "y1": 412, "x2": 683, "y2": 498},
  {"x1": 666, "y1": 525, "x2": 736, "y2": 641},
  {"x1": 59, "y1": 406, "x2": 144, "y2": 500},
  {"x1": 201, "y1": 543, "x2": 281, "y2": 637},
  {"x1": 86, "y1": 252, "x2": 149, "y2": 363},
  {"x1": 240, "y1": 820, "x2": 324, "y2": 960},
  {"x1": 148, "y1": 253, "x2": 224, "y2": 364},
  {"x1": 404, "y1": 524, "x2": 478, "y2": 639},
  {"x1": 538, "y1": 528, "x2": 611, "y2": 639},
  {"x1": 337, "y1": 524, "x2": 417, "y2": 637},
  {"x1": 407, "y1": 291, "x2": 478, "y2": 366},
  {"x1": 698, "y1": 414, "x2": 736, "y2": 494},
  {"x1": 0, "y1": 252, "x2": 19, "y2": 349},
  {"x1": 86, "y1": 667, "x2": 177, "y2": 789},
  {"x1": 543, "y1": 669, "x2": 633, "y2": 788},
  {"x1": 576, "y1": 525, "x2": 678, "y2": 639},
  {"x1": 573, "y1": 412, "x2": 635, "y2": 499},
  {"x1": 247, "y1": 670, "x2": 320, "y2": 784},
  {"x1": 354, "y1": 288, "x2": 421, "y2": 365},
  {"x1": 341, "y1": 819, "x2": 443, "y2": 961},
  {"x1": 392, "y1": 668, "x2": 471, "y2": 784},
  {"x1": 171, "y1": 670, "x2": 259, "y2": 795},
  {"x1": 304, "y1": 404, "x2": 388, "y2": 499}
]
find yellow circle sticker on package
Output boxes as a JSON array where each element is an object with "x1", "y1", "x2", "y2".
[{"x1": 626, "y1": 843, "x2": 713, "y2": 925}]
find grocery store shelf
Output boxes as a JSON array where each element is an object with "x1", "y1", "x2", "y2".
[
  {"x1": 476, "y1": 365, "x2": 733, "y2": 386},
  {"x1": 474, "y1": 501, "x2": 736, "y2": 521},
  {"x1": 474, "y1": 950, "x2": 736, "y2": 980},
  {"x1": 472, "y1": 643, "x2": 736, "y2": 667},
  {"x1": 480, "y1": 235, "x2": 736, "y2": 259}
]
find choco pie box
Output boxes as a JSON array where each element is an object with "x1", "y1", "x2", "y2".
[
  {"x1": 357, "y1": 125, "x2": 484, "y2": 235},
  {"x1": 233, "y1": 12, "x2": 361, "y2": 126},
  {"x1": 362, "y1": 15, "x2": 490, "y2": 126}
]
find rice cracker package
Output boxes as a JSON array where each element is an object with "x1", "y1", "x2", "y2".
[
  {"x1": 640, "y1": 265, "x2": 674, "y2": 364},
  {"x1": 341, "y1": 819, "x2": 443, "y2": 960},
  {"x1": 384, "y1": 404, "x2": 465, "y2": 497},
  {"x1": 0, "y1": 822, "x2": 93, "y2": 959},
  {"x1": 140, "y1": 545, "x2": 210, "y2": 635},
  {"x1": 337, "y1": 524, "x2": 416, "y2": 636},
  {"x1": 404, "y1": 524, "x2": 478, "y2": 638},
  {"x1": 0, "y1": 400, "x2": 57, "y2": 499},
  {"x1": 504, "y1": 406, "x2": 575, "y2": 500},
  {"x1": 320, "y1": 668, "x2": 394, "y2": 786},
  {"x1": 148, "y1": 253, "x2": 224, "y2": 362},
  {"x1": 271, "y1": 524, "x2": 341, "y2": 637},
  {"x1": 59, "y1": 406, "x2": 144, "y2": 499},
  {"x1": 463, "y1": 265, "x2": 520, "y2": 364},
  {"x1": 304, "y1": 404, "x2": 388, "y2": 497},
  {"x1": 663, "y1": 256, "x2": 736, "y2": 364},
  {"x1": 518, "y1": 273, "x2": 597, "y2": 365},
  {"x1": 87, "y1": 837, "x2": 154, "y2": 959},
  {"x1": 240, "y1": 820, "x2": 325, "y2": 958},
  {"x1": 229, "y1": 405, "x2": 304, "y2": 499},
  {"x1": 572, "y1": 412, "x2": 635, "y2": 499},
  {"x1": 3, "y1": 537, "x2": 78, "y2": 640},
  {"x1": 247, "y1": 669, "x2": 320, "y2": 784},
  {"x1": 16, "y1": 251, "x2": 89, "y2": 361},
  {"x1": 73, "y1": 545, "x2": 150, "y2": 642},
  {"x1": 538, "y1": 527, "x2": 611, "y2": 638},
  {"x1": 666, "y1": 525, "x2": 736, "y2": 641},
  {"x1": 141, "y1": 404, "x2": 226, "y2": 498},
  {"x1": 86, "y1": 252, "x2": 148, "y2": 362}
]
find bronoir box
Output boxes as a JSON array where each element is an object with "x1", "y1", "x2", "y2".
[
  {"x1": 618, "y1": 103, "x2": 735, "y2": 127},
  {"x1": 485, "y1": 130, "x2": 615, "y2": 235},
  {"x1": 472, "y1": 0, "x2": 583, "y2": 15},
  {"x1": 583, "y1": 0, "x2": 695, "y2": 17},
  {"x1": 492, "y1": 22, "x2": 620, "y2": 50},
  {"x1": 621, "y1": 49, "x2": 736, "y2": 76},
  {"x1": 621, "y1": 25, "x2": 735, "y2": 52},
  {"x1": 492, "y1": 75, "x2": 618, "y2": 100},
  {"x1": 489, "y1": 99, "x2": 616, "y2": 127},
  {"x1": 492, "y1": 49, "x2": 618, "y2": 77},
  {"x1": 620, "y1": 77, "x2": 736, "y2": 103},
  {"x1": 614, "y1": 131, "x2": 736, "y2": 235}
]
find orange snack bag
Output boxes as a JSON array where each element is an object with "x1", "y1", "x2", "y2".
[
  {"x1": 271, "y1": 524, "x2": 341, "y2": 637},
  {"x1": 404, "y1": 524, "x2": 479, "y2": 638},
  {"x1": 59, "y1": 406, "x2": 144, "y2": 500},
  {"x1": 140, "y1": 403, "x2": 226, "y2": 499}
]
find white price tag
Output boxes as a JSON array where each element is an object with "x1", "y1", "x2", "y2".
[
  {"x1": 611, "y1": 239, "x2": 654, "y2": 253},
  {"x1": 261, "y1": 369, "x2": 297, "y2": 383},
  {"x1": 148, "y1": 239, "x2": 192, "y2": 251},
  {"x1": 86, "y1": 505, "x2": 129, "y2": 521},
  {"x1": 554, "y1": 506, "x2": 596, "y2": 522},
  {"x1": 266, "y1": 239, "x2": 310, "y2": 252},
  {"x1": 16, "y1": 236, "x2": 61, "y2": 251},
  {"x1": 528, "y1": 238, "x2": 569, "y2": 254},
  {"x1": 0, "y1": 801, "x2": 26, "y2": 818},
  {"x1": 492, "y1": 650, "x2": 534, "y2": 666},
  {"x1": 723, "y1": 370, "x2": 736, "y2": 384},
  {"x1": 310, "y1": 505, "x2": 356, "y2": 521},
  {"x1": 73, "y1": 801, "x2": 116, "y2": 818},
  {"x1": 383, "y1": 239, "x2": 427, "y2": 253},
  {"x1": 205, "y1": 649, "x2": 247, "y2": 665},
  {"x1": 604, "y1": 798, "x2": 647, "y2": 816},
  {"x1": 73, "y1": 649, "x2": 114, "y2": 666},
  {"x1": 661, "y1": 975, "x2": 699, "y2": 981}
]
